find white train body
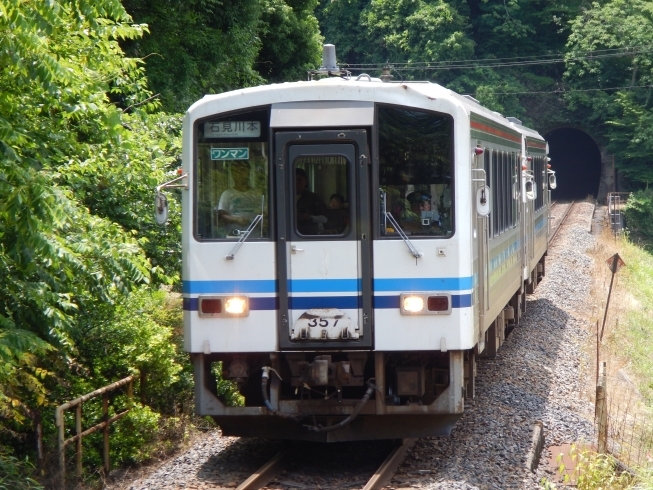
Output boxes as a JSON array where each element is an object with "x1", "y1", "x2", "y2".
[{"x1": 180, "y1": 77, "x2": 551, "y2": 441}]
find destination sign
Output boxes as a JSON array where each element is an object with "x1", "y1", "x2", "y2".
[
  {"x1": 211, "y1": 147, "x2": 249, "y2": 160},
  {"x1": 204, "y1": 121, "x2": 260, "y2": 138}
]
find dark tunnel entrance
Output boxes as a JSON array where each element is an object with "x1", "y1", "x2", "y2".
[{"x1": 544, "y1": 128, "x2": 602, "y2": 200}]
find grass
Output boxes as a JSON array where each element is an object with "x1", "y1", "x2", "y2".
[
  {"x1": 585, "y1": 225, "x2": 653, "y2": 408},
  {"x1": 617, "y1": 236, "x2": 653, "y2": 405},
  {"x1": 568, "y1": 217, "x2": 653, "y2": 489}
]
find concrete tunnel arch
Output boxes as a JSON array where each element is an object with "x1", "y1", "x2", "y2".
[{"x1": 543, "y1": 127, "x2": 603, "y2": 201}]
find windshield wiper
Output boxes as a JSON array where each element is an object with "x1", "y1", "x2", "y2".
[
  {"x1": 225, "y1": 214, "x2": 263, "y2": 260},
  {"x1": 384, "y1": 212, "x2": 423, "y2": 259}
]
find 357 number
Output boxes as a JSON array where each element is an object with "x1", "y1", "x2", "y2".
[{"x1": 307, "y1": 318, "x2": 338, "y2": 327}]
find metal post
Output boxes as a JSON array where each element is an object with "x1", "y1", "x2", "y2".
[
  {"x1": 103, "y1": 394, "x2": 110, "y2": 475},
  {"x1": 596, "y1": 320, "x2": 600, "y2": 386},
  {"x1": 56, "y1": 407, "x2": 65, "y2": 489},
  {"x1": 596, "y1": 362, "x2": 608, "y2": 454},
  {"x1": 35, "y1": 410, "x2": 44, "y2": 470},
  {"x1": 600, "y1": 254, "x2": 620, "y2": 341},
  {"x1": 75, "y1": 404, "x2": 82, "y2": 479}
]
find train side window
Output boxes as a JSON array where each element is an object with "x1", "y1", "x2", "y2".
[
  {"x1": 377, "y1": 105, "x2": 453, "y2": 238},
  {"x1": 194, "y1": 107, "x2": 270, "y2": 240},
  {"x1": 499, "y1": 151, "x2": 507, "y2": 233},
  {"x1": 501, "y1": 152, "x2": 510, "y2": 231},
  {"x1": 510, "y1": 153, "x2": 521, "y2": 227},
  {"x1": 484, "y1": 149, "x2": 492, "y2": 237},
  {"x1": 491, "y1": 150, "x2": 499, "y2": 237}
]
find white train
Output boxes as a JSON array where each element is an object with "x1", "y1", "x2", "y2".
[{"x1": 157, "y1": 48, "x2": 555, "y2": 442}]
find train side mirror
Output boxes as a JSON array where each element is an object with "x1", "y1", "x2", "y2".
[
  {"x1": 525, "y1": 178, "x2": 536, "y2": 201},
  {"x1": 548, "y1": 172, "x2": 557, "y2": 190},
  {"x1": 476, "y1": 185, "x2": 491, "y2": 216},
  {"x1": 155, "y1": 192, "x2": 169, "y2": 225}
]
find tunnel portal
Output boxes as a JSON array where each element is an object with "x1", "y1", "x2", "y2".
[{"x1": 544, "y1": 128, "x2": 602, "y2": 201}]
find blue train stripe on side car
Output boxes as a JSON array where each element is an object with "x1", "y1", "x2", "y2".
[{"x1": 183, "y1": 294, "x2": 473, "y2": 311}]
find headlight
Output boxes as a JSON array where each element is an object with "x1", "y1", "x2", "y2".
[
  {"x1": 225, "y1": 297, "x2": 247, "y2": 314},
  {"x1": 402, "y1": 295, "x2": 425, "y2": 313},
  {"x1": 400, "y1": 293, "x2": 452, "y2": 315},
  {"x1": 198, "y1": 296, "x2": 249, "y2": 317}
]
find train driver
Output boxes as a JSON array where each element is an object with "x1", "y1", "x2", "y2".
[{"x1": 216, "y1": 160, "x2": 264, "y2": 236}]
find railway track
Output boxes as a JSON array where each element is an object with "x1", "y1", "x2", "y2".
[
  {"x1": 549, "y1": 201, "x2": 575, "y2": 244},
  {"x1": 235, "y1": 438, "x2": 416, "y2": 490}
]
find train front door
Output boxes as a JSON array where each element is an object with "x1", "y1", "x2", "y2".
[{"x1": 274, "y1": 131, "x2": 373, "y2": 349}]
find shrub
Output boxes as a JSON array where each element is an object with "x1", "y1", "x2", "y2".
[
  {"x1": 0, "y1": 450, "x2": 42, "y2": 490},
  {"x1": 623, "y1": 189, "x2": 653, "y2": 241}
]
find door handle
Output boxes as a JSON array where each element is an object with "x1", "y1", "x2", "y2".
[{"x1": 291, "y1": 245, "x2": 305, "y2": 253}]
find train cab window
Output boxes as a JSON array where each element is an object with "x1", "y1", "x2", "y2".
[
  {"x1": 194, "y1": 108, "x2": 270, "y2": 240},
  {"x1": 293, "y1": 156, "x2": 351, "y2": 237},
  {"x1": 377, "y1": 105, "x2": 453, "y2": 238}
]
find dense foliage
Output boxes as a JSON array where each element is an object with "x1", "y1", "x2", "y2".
[
  {"x1": 564, "y1": 0, "x2": 653, "y2": 187},
  {"x1": 0, "y1": 0, "x2": 187, "y2": 480},
  {"x1": 120, "y1": 0, "x2": 323, "y2": 112},
  {"x1": 316, "y1": 0, "x2": 583, "y2": 126},
  {"x1": 623, "y1": 189, "x2": 653, "y2": 241},
  {"x1": 2, "y1": 0, "x2": 653, "y2": 484}
]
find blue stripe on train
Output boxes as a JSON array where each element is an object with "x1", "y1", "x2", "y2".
[
  {"x1": 183, "y1": 294, "x2": 473, "y2": 311},
  {"x1": 373, "y1": 294, "x2": 472, "y2": 308},
  {"x1": 183, "y1": 276, "x2": 474, "y2": 294},
  {"x1": 183, "y1": 297, "x2": 278, "y2": 311}
]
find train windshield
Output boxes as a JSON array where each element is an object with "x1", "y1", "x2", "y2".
[
  {"x1": 378, "y1": 106, "x2": 454, "y2": 238},
  {"x1": 194, "y1": 108, "x2": 270, "y2": 240}
]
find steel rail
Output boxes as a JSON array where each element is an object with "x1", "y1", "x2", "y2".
[
  {"x1": 549, "y1": 201, "x2": 575, "y2": 244},
  {"x1": 362, "y1": 438, "x2": 418, "y2": 490},
  {"x1": 234, "y1": 437, "x2": 418, "y2": 490},
  {"x1": 235, "y1": 448, "x2": 291, "y2": 490}
]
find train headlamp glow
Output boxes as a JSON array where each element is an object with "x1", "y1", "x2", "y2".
[
  {"x1": 403, "y1": 296, "x2": 424, "y2": 313},
  {"x1": 198, "y1": 295, "x2": 249, "y2": 317},
  {"x1": 225, "y1": 297, "x2": 247, "y2": 315},
  {"x1": 400, "y1": 293, "x2": 453, "y2": 315}
]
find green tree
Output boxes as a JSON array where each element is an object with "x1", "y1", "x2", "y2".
[
  {"x1": 0, "y1": 0, "x2": 156, "y2": 447},
  {"x1": 256, "y1": 0, "x2": 323, "y2": 82},
  {"x1": 316, "y1": 0, "x2": 369, "y2": 65},
  {"x1": 361, "y1": 0, "x2": 474, "y2": 70},
  {"x1": 564, "y1": 0, "x2": 653, "y2": 186},
  {"x1": 121, "y1": 0, "x2": 265, "y2": 112}
]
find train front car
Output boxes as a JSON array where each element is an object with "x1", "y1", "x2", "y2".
[{"x1": 181, "y1": 78, "x2": 499, "y2": 442}]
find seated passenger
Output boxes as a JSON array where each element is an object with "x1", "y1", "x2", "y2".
[
  {"x1": 295, "y1": 168, "x2": 327, "y2": 235},
  {"x1": 324, "y1": 193, "x2": 349, "y2": 234}
]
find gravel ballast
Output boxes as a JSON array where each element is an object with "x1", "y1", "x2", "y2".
[{"x1": 114, "y1": 202, "x2": 599, "y2": 490}]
